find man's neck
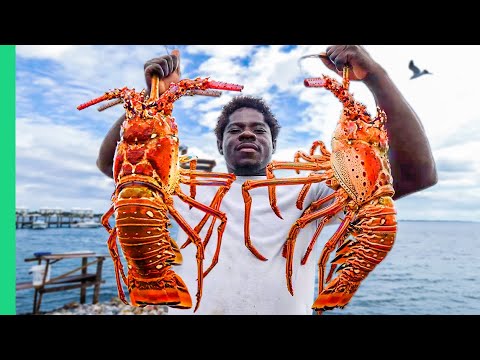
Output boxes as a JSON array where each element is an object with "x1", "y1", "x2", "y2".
[{"x1": 230, "y1": 167, "x2": 266, "y2": 177}]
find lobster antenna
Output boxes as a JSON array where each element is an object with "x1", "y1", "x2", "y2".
[
  {"x1": 297, "y1": 53, "x2": 330, "y2": 78},
  {"x1": 98, "y1": 98, "x2": 123, "y2": 112}
]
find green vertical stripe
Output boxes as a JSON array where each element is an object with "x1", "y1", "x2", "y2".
[{"x1": 0, "y1": 45, "x2": 15, "y2": 315}]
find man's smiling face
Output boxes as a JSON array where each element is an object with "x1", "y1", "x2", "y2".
[{"x1": 218, "y1": 107, "x2": 276, "y2": 176}]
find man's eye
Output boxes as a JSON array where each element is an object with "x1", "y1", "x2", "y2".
[
  {"x1": 228, "y1": 129, "x2": 240, "y2": 133},
  {"x1": 255, "y1": 129, "x2": 267, "y2": 133}
]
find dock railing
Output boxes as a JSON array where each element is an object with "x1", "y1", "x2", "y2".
[{"x1": 17, "y1": 252, "x2": 107, "y2": 314}]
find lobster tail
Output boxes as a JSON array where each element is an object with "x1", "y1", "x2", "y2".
[
  {"x1": 114, "y1": 186, "x2": 193, "y2": 308},
  {"x1": 312, "y1": 196, "x2": 397, "y2": 311}
]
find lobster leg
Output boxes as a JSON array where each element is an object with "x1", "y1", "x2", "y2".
[
  {"x1": 179, "y1": 154, "x2": 197, "y2": 205},
  {"x1": 242, "y1": 173, "x2": 332, "y2": 261},
  {"x1": 101, "y1": 204, "x2": 128, "y2": 304},
  {"x1": 295, "y1": 169, "x2": 335, "y2": 210},
  {"x1": 101, "y1": 203, "x2": 115, "y2": 232},
  {"x1": 174, "y1": 187, "x2": 229, "y2": 278},
  {"x1": 287, "y1": 141, "x2": 333, "y2": 208},
  {"x1": 166, "y1": 204, "x2": 205, "y2": 312},
  {"x1": 293, "y1": 140, "x2": 331, "y2": 174},
  {"x1": 265, "y1": 161, "x2": 325, "y2": 219},
  {"x1": 283, "y1": 193, "x2": 347, "y2": 295},
  {"x1": 313, "y1": 211, "x2": 355, "y2": 312},
  {"x1": 106, "y1": 227, "x2": 128, "y2": 305},
  {"x1": 180, "y1": 179, "x2": 232, "y2": 249},
  {"x1": 178, "y1": 170, "x2": 236, "y2": 249},
  {"x1": 296, "y1": 191, "x2": 338, "y2": 264}
]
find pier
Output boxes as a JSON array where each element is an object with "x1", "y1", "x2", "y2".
[{"x1": 16, "y1": 207, "x2": 104, "y2": 229}]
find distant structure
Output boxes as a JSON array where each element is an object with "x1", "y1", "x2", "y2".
[
  {"x1": 39, "y1": 207, "x2": 64, "y2": 216},
  {"x1": 16, "y1": 207, "x2": 101, "y2": 229},
  {"x1": 70, "y1": 207, "x2": 94, "y2": 218},
  {"x1": 16, "y1": 207, "x2": 29, "y2": 216},
  {"x1": 409, "y1": 60, "x2": 432, "y2": 79},
  {"x1": 179, "y1": 144, "x2": 217, "y2": 172}
]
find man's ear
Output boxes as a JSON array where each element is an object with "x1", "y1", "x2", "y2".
[
  {"x1": 272, "y1": 139, "x2": 277, "y2": 154},
  {"x1": 217, "y1": 139, "x2": 223, "y2": 155}
]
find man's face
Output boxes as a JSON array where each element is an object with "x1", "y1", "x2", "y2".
[{"x1": 217, "y1": 107, "x2": 276, "y2": 176}]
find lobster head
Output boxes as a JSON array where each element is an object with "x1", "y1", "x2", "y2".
[{"x1": 304, "y1": 75, "x2": 389, "y2": 154}]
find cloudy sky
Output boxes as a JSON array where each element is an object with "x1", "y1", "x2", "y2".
[{"x1": 15, "y1": 45, "x2": 480, "y2": 222}]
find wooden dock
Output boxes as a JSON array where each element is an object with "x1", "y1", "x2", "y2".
[{"x1": 17, "y1": 252, "x2": 107, "y2": 314}]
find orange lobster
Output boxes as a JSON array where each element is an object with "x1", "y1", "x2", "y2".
[
  {"x1": 78, "y1": 75, "x2": 243, "y2": 312},
  {"x1": 242, "y1": 66, "x2": 397, "y2": 313}
]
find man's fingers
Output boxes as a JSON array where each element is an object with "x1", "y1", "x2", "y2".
[
  {"x1": 144, "y1": 55, "x2": 179, "y2": 78},
  {"x1": 319, "y1": 52, "x2": 337, "y2": 73},
  {"x1": 145, "y1": 63, "x2": 166, "y2": 78},
  {"x1": 144, "y1": 49, "x2": 182, "y2": 94},
  {"x1": 144, "y1": 57, "x2": 166, "y2": 71}
]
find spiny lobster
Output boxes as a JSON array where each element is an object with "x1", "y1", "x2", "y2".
[
  {"x1": 78, "y1": 75, "x2": 243, "y2": 312},
  {"x1": 241, "y1": 66, "x2": 397, "y2": 313}
]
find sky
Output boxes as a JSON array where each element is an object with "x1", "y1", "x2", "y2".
[{"x1": 15, "y1": 45, "x2": 480, "y2": 222}]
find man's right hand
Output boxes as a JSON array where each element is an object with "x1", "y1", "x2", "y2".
[{"x1": 144, "y1": 49, "x2": 181, "y2": 95}]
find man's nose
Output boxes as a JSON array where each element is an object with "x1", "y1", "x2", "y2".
[{"x1": 239, "y1": 129, "x2": 256, "y2": 140}]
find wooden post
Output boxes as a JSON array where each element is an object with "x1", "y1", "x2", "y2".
[
  {"x1": 93, "y1": 257, "x2": 104, "y2": 304},
  {"x1": 33, "y1": 259, "x2": 50, "y2": 314},
  {"x1": 80, "y1": 257, "x2": 88, "y2": 304}
]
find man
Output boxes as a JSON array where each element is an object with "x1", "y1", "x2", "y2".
[{"x1": 97, "y1": 45, "x2": 437, "y2": 315}]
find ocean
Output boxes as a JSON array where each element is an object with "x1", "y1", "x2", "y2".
[{"x1": 15, "y1": 220, "x2": 480, "y2": 315}]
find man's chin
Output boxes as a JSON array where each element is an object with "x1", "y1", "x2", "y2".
[
  {"x1": 235, "y1": 159, "x2": 260, "y2": 168},
  {"x1": 232, "y1": 162, "x2": 264, "y2": 176}
]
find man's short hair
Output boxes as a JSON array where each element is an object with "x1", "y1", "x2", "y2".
[{"x1": 214, "y1": 95, "x2": 281, "y2": 142}]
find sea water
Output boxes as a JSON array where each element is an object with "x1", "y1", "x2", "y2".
[{"x1": 15, "y1": 221, "x2": 480, "y2": 315}]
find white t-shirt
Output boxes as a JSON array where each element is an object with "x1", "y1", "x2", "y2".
[{"x1": 167, "y1": 175, "x2": 337, "y2": 315}]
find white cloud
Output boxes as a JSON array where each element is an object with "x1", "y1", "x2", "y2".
[
  {"x1": 15, "y1": 45, "x2": 480, "y2": 222},
  {"x1": 185, "y1": 45, "x2": 257, "y2": 59},
  {"x1": 16, "y1": 45, "x2": 74, "y2": 59}
]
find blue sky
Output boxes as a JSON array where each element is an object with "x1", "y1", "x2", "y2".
[{"x1": 15, "y1": 45, "x2": 480, "y2": 222}]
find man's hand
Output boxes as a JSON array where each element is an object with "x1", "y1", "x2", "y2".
[
  {"x1": 320, "y1": 45, "x2": 383, "y2": 82},
  {"x1": 144, "y1": 49, "x2": 181, "y2": 95}
]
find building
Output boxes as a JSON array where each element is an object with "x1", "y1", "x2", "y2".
[{"x1": 179, "y1": 145, "x2": 216, "y2": 172}]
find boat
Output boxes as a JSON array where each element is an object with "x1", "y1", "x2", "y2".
[
  {"x1": 71, "y1": 219, "x2": 102, "y2": 228},
  {"x1": 32, "y1": 220, "x2": 48, "y2": 230}
]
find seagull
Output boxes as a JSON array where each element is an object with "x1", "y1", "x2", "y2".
[{"x1": 409, "y1": 60, "x2": 432, "y2": 79}]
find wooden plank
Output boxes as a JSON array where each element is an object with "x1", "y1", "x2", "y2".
[
  {"x1": 25, "y1": 253, "x2": 106, "y2": 262},
  {"x1": 20, "y1": 252, "x2": 107, "y2": 314},
  {"x1": 40, "y1": 280, "x2": 102, "y2": 294},
  {"x1": 49, "y1": 274, "x2": 97, "y2": 284},
  {"x1": 16, "y1": 274, "x2": 98, "y2": 290},
  {"x1": 16, "y1": 281, "x2": 35, "y2": 290}
]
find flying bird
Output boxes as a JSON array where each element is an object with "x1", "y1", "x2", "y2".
[{"x1": 409, "y1": 60, "x2": 432, "y2": 79}]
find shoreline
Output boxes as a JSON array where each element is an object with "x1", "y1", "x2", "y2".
[{"x1": 21, "y1": 297, "x2": 169, "y2": 315}]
